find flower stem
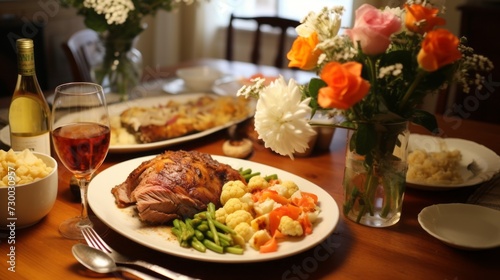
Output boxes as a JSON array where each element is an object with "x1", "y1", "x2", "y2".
[{"x1": 398, "y1": 69, "x2": 426, "y2": 112}]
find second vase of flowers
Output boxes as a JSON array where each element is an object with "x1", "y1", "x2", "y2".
[
  {"x1": 92, "y1": 35, "x2": 143, "y2": 100},
  {"x1": 343, "y1": 121, "x2": 409, "y2": 227}
]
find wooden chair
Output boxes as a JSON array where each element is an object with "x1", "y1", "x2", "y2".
[
  {"x1": 62, "y1": 29, "x2": 101, "y2": 82},
  {"x1": 225, "y1": 14, "x2": 300, "y2": 68}
]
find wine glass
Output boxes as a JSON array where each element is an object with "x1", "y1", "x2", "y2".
[{"x1": 51, "y1": 82, "x2": 110, "y2": 239}]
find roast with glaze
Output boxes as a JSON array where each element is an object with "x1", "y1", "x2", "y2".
[{"x1": 111, "y1": 150, "x2": 244, "y2": 225}]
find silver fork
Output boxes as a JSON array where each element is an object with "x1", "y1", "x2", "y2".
[{"x1": 81, "y1": 226, "x2": 199, "y2": 280}]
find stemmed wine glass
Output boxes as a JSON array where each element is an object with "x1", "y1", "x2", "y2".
[{"x1": 51, "y1": 82, "x2": 111, "y2": 239}]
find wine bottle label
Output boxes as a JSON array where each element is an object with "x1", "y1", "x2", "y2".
[{"x1": 10, "y1": 132, "x2": 51, "y2": 155}]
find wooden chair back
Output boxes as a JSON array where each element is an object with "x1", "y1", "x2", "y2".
[
  {"x1": 61, "y1": 29, "x2": 101, "y2": 82},
  {"x1": 225, "y1": 14, "x2": 300, "y2": 68}
]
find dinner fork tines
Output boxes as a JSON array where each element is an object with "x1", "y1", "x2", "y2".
[{"x1": 80, "y1": 226, "x2": 199, "y2": 280}]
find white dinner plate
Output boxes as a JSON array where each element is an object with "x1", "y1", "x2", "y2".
[
  {"x1": 108, "y1": 94, "x2": 253, "y2": 153},
  {"x1": 161, "y1": 78, "x2": 191, "y2": 94},
  {"x1": 406, "y1": 134, "x2": 500, "y2": 190},
  {"x1": 88, "y1": 155, "x2": 339, "y2": 263},
  {"x1": 0, "y1": 94, "x2": 253, "y2": 153},
  {"x1": 0, "y1": 93, "x2": 255, "y2": 153},
  {"x1": 212, "y1": 77, "x2": 244, "y2": 96},
  {"x1": 418, "y1": 203, "x2": 500, "y2": 250}
]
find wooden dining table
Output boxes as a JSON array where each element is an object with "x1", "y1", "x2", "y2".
[{"x1": 1, "y1": 58, "x2": 499, "y2": 280}]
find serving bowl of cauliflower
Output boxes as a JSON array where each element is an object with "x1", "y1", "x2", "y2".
[{"x1": 0, "y1": 149, "x2": 58, "y2": 229}]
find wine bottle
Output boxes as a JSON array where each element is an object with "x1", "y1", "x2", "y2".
[{"x1": 8, "y1": 38, "x2": 51, "y2": 155}]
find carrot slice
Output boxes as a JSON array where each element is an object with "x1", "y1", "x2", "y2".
[
  {"x1": 260, "y1": 190, "x2": 289, "y2": 205},
  {"x1": 268, "y1": 204, "x2": 302, "y2": 235},
  {"x1": 259, "y1": 236, "x2": 278, "y2": 253}
]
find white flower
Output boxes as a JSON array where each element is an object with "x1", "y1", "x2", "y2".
[
  {"x1": 253, "y1": 76, "x2": 317, "y2": 159},
  {"x1": 296, "y1": 6, "x2": 343, "y2": 42},
  {"x1": 237, "y1": 77, "x2": 266, "y2": 99},
  {"x1": 84, "y1": 0, "x2": 135, "y2": 25}
]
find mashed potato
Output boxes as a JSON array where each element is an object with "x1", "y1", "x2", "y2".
[
  {"x1": 407, "y1": 149, "x2": 463, "y2": 184},
  {"x1": 0, "y1": 149, "x2": 53, "y2": 186}
]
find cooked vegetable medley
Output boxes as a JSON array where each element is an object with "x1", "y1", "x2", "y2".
[{"x1": 171, "y1": 168, "x2": 321, "y2": 254}]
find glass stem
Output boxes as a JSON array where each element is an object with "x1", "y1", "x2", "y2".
[{"x1": 77, "y1": 178, "x2": 92, "y2": 227}]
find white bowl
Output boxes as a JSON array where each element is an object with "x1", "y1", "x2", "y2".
[
  {"x1": 176, "y1": 66, "x2": 223, "y2": 92},
  {"x1": 0, "y1": 152, "x2": 58, "y2": 229}
]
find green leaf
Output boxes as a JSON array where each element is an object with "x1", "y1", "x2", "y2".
[
  {"x1": 354, "y1": 123, "x2": 376, "y2": 156},
  {"x1": 308, "y1": 78, "x2": 326, "y2": 99},
  {"x1": 307, "y1": 78, "x2": 327, "y2": 117},
  {"x1": 83, "y1": 11, "x2": 108, "y2": 33},
  {"x1": 410, "y1": 109, "x2": 438, "y2": 133}
]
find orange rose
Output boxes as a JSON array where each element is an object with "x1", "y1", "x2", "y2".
[
  {"x1": 405, "y1": 4, "x2": 446, "y2": 34},
  {"x1": 417, "y1": 29, "x2": 461, "y2": 72},
  {"x1": 287, "y1": 32, "x2": 321, "y2": 70},
  {"x1": 318, "y1": 61, "x2": 370, "y2": 110}
]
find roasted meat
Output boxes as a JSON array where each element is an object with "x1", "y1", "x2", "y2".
[
  {"x1": 118, "y1": 95, "x2": 250, "y2": 143},
  {"x1": 111, "y1": 150, "x2": 244, "y2": 225}
]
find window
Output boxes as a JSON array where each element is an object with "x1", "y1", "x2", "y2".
[{"x1": 227, "y1": 0, "x2": 353, "y2": 27}]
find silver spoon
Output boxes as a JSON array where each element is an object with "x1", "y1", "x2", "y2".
[{"x1": 72, "y1": 243, "x2": 159, "y2": 280}]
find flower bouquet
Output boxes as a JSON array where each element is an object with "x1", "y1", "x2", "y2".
[
  {"x1": 238, "y1": 1, "x2": 493, "y2": 226},
  {"x1": 60, "y1": 0, "x2": 202, "y2": 99}
]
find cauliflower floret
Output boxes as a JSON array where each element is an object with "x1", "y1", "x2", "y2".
[
  {"x1": 239, "y1": 192, "x2": 254, "y2": 208},
  {"x1": 267, "y1": 180, "x2": 298, "y2": 199},
  {"x1": 267, "y1": 184, "x2": 288, "y2": 197},
  {"x1": 220, "y1": 180, "x2": 246, "y2": 205},
  {"x1": 289, "y1": 189, "x2": 301, "y2": 201},
  {"x1": 305, "y1": 207, "x2": 320, "y2": 224},
  {"x1": 246, "y1": 175, "x2": 269, "y2": 192},
  {"x1": 278, "y1": 216, "x2": 303, "y2": 236},
  {"x1": 234, "y1": 222, "x2": 255, "y2": 242},
  {"x1": 248, "y1": 229, "x2": 272, "y2": 250},
  {"x1": 223, "y1": 197, "x2": 251, "y2": 215},
  {"x1": 250, "y1": 213, "x2": 269, "y2": 232},
  {"x1": 280, "y1": 180, "x2": 300, "y2": 198},
  {"x1": 253, "y1": 198, "x2": 281, "y2": 216},
  {"x1": 226, "y1": 209, "x2": 253, "y2": 229},
  {"x1": 215, "y1": 207, "x2": 227, "y2": 224}
]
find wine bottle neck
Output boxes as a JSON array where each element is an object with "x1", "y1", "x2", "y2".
[{"x1": 16, "y1": 38, "x2": 36, "y2": 76}]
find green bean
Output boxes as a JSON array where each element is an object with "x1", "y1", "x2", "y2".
[
  {"x1": 173, "y1": 219, "x2": 181, "y2": 229},
  {"x1": 205, "y1": 231, "x2": 233, "y2": 246},
  {"x1": 264, "y1": 174, "x2": 278, "y2": 181},
  {"x1": 179, "y1": 220, "x2": 194, "y2": 242},
  {"x1": 194, "y1": 211, "x2": 207, "y2": 220},
  {"x1": 207, "y1": 203, "x2": 216, "y2": 219},
  {"x1": 205, "y1": 203, "x2": 220, "y2": 245},
  {"x1": 213, "y1": 220, "x2": 236, "y2": 235},
  {"x1": 243, "y1": 172, "x2": 261, "y2": 181},
  {"x1": 203, "y1": 239, "x2": 224, "y2": 254},
  {"x1": 171, "y1": 200, "x2": 256, "y2": 254},
  {"x1": 206, "y1": 215, "x2": 220, "y2": 245},
  {"x1": 194, "y1": 229, "x2": 205, "y2": 241},
  {"x1": 239, "y1": 168, "x2": 252, "y2": 175},
  {"x1": 190, "y1": 218, "x2": 203, "y2": 227},
  {"x1": 196, "y1": 221, "x2": 209, "y2": 232},
  {"x1": 225, "y1": 246, "x2": 244, "y2": 255},
  {"x1": 191, "y1": 237, "x2": 206, "y2": 253},
  {"x1": 171, "y1": 227, "x2": 181, "y2": 239}
]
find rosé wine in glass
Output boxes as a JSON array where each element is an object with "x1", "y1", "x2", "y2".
[{"x1": 51, "y1": 82, "x2": 110, "y2": 239}]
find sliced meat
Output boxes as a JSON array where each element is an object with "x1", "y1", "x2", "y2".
[{"x1": 111, "y1": 150, "x2": 244, "y2": 225}]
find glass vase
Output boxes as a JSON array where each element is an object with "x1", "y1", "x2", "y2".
[
  {"x1": 91, "y1": 36, "x2": 143, "y2": 101},
  {"x1": 342, "y1": 121, "x2": 410, "y2": 227}
]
